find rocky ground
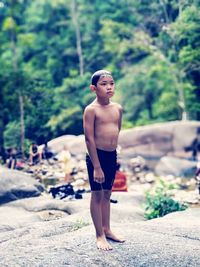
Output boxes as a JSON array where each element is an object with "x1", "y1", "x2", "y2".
[
  {"x1": 1, "y1": 175, "x2": 200, "y2": 267},
  {"x1": 1, "y1": 121, "x2": 200, "y2": 266},
  {"x1": 1, "y1": 147, "x2": 200, "y2": 266}
]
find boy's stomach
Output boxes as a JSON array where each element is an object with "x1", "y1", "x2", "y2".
[{"x1": 95, "y1": 135, "x2": 119, "y2": 151}]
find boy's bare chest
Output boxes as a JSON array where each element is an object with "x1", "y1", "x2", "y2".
[{"x1": 95, "y1": 108, "x2": 119, "y2": 124}]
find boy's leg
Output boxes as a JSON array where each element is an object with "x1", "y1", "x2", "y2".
[
  {"x1": 64, "y1": 172, "x2": 71, "y2": 183},
  {"x1": 29, "y1": 155, "x2": 33, "y2": 165},
  {"x1": 102, "y1": 189, "x2": 125, "y2": 243},
  {"x1": 90, "y1": 190, "x2": 112, "y2": 250},
  {"x1": 101, "y1": 190, "x2": 112, "y2": 231}
]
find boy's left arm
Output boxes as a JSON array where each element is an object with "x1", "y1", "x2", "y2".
[{"x1": 118, "y1": 104, "x2": 123, "y2": 131}]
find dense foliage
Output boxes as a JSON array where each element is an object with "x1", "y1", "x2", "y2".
[
  {"x1": 144, "y1": 179, "x2": 188, "y2": 220},
  {"x1": 0, "y1": 0, "x2": 200, "y2": 154}
]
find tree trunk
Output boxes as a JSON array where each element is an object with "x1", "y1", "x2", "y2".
[
  {"x1": 71, "y1": 0, "x2": 84, "y2": 76},
  {"x1": 159, "y1": 0, "x2": 188, "y2": 120},
  {"x1": 11, "y1": 10, "x2": 25, "y2": 158},
  {"x1": 0, "y1": 118, "x2": 6, "y2": 164},
  {"x1": 159, "y1": 0, "x2": 170, "y2": 23},
  {"x1": 19, "y1": 93, "x2": 25, "y2": 157}
]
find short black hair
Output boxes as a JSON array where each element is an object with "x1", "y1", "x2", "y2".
[{"x1": 91, "y1": 70, "x2": 112, "y2": 86}]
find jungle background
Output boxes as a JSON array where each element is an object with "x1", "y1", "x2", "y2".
[{"x1": 0, "y1": 0, "x2": 200, "y2": 157}]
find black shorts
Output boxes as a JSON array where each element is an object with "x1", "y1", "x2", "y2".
[{"x1": 86, "y1": 148, "x2": 117, "y2": 191}]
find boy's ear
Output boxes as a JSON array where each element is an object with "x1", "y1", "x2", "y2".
[{"x1": 90, "y1": 84, "x2": 96, "y2": 92}]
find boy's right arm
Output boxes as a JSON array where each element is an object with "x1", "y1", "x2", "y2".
[{"x1": 83, "y1": 107, "x2": 105, "y2": 184}]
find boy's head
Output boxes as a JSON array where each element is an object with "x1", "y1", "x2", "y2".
[{"x1": 91, "y1": 70, "x2": 112, "y2": 86}]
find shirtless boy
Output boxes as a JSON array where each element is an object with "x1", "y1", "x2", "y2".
[{"x1": 83, "y1": 70, "x2": 125, "y2": 250}]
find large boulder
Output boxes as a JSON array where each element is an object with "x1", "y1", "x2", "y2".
[
  {"x1": 0, "y1": 167, "x2": 44, "y2": 204},
  {"x1": 47, "y1": 121, "x2": 200, "y2": 173},
  {"x1": 48, "y1": 134, "x2": 86, "y2": 156},
  {"x1": 155, "y1": 156, "x2": 197, "y2": 177},
  {"x1": 0, "y1": 193, "x2": 200, "y2": 267},
  {"x1": 47, "y1": 135, "x2": 80, "y2": 154},
  {"x1": 118, "y1": 120, "x2": 200, "y2": 169}
]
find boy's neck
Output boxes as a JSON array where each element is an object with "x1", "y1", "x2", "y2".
[{"x1": 96, "y1": 97, "x2": 110, "y2": 106}]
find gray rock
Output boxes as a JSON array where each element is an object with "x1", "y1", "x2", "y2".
[
  {"x1": 0, "y1": 191, "x2": 145, "y2": 232},
  {"x1": 155, "y1": 156, "x2": 197, "y2": 176},
  {"x1": 0, "y1": 167, "x2": 44, "y2": 204},
  {"x1": 0, "y1": 190, "x2": 200, "y2": 267},
  {"x1": 119, "y1": 120, "x2": 200, "y2": 169},
  {"x1": 47, "y1": 121, "x2": 200, "y2": 175},
  {"x1": 48, "y1": 134, "x2": 86, "y2": 155}
]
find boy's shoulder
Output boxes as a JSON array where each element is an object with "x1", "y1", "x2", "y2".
[
  {"x1": 111, "y1": 101, "x2": 123, "y2": 111},
  {"x1": 84, "y1": 102, "x2": 96, "y2": 111},
  {"x1": 83, "y1": 103, "x2": 97, "y2": 117},
  {"x1": 84, "y1": 101, "x2": 122, "y2": 112}
]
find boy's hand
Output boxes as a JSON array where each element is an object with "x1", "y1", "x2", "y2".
[{"x1": 94, "y1": 167, "x2": 105, "y2": 183}]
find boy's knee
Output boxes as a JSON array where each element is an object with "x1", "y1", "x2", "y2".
[
  {"x1": 103, "y1": 190, "x2": 112, "y2": 201},
  {"x1": 91, "y1": 191, "x2": 103, "y2": 203}
]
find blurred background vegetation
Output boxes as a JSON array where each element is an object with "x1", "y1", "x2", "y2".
[{"x1": 0, "y1": 0, "x2": 200, "y2": 156}]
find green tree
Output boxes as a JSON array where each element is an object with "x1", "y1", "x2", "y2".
[
  {"x1": 0, "y1": 0, "x2": 200, "y2": 154},
  {"x1": 47, "y1": 72, "x2": 93, "y2": 135},
  {"x1": 172, "y1": 4, "x2": 200, "y2": 119}
]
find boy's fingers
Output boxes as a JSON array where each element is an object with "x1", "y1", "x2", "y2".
[
  {"x1": 94, "y1": 176, "x2": 104, "y2": 183},
  {"x1": 94, "y1": 177, "x2": 98, "y2": 182},
  {"x1": 101, "y1": 177, "x2": 105, "y2": 183}
]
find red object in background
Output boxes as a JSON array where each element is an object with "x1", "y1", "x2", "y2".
[{"x1": 112, "y1": 170, "x2": 128, "y2": 192}]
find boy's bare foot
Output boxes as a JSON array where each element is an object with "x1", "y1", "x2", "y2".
[
  {"x1": 96, "y1": 236, "x2": 113, "y2": 251},
  {"x1": 104, "y1": 230, "x2": 125, "y2": 243}
]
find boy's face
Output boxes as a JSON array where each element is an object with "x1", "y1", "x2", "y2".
[{"x1": 91, "y1": 75, "x2": 115, "y2": 98}]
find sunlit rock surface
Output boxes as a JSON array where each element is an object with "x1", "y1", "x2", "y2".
[
  {"x1": 0, "y1": 167, "x2": 44, "y2": 204},
  {"x1": 118, "y1": 120, "x2": 200, "y2": 166},
  {"x1": 1, "y1": 121, "x2": 200, "y2": 266},
  {"x1": 48, "y1": 121, "x2": 200, "y2": 176},
  {"x1": 0, "y1": 190, "x2": 200, "y2": 267},
  {"x1": 155, "y1": 156, "x2": 197, "y2": 176}
]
